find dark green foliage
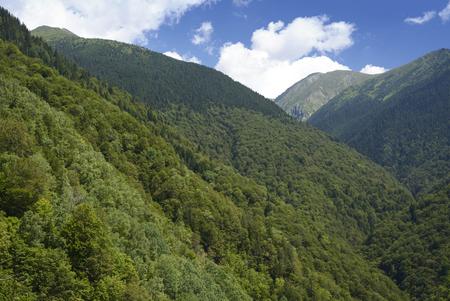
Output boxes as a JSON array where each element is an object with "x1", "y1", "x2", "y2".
[
  {"x1": 309, "y1": 50, "x2": 450, "y2": 196},
  {"x1": 365, "y1": 184, "x2": 450, "y2": 300},
  {"x1": 309, "y1": 50, "x2": 450, "y2": 300},
  {"x1": 27, "y1": 25, "x2": 433, "y2": 301},
  {"x1": 32, "y1": 26, "x2": 285, "y2": 118},
  {"x1": 0, "y1": 25, "x2": 410, "y2": 300}
]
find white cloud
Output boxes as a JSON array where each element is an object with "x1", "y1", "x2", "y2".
[
  {"x1": 233, "y1": 0, "x2": 252, "y2": 7},
  {"x1": 192, "y1": 21, "x2": 213, "y2": 45},
  {"x1": 360, "y1": 64, "x2": 388, "y2": 75},
  {"x1": 404, "y1": 11, "x2": 436, "y2": 25},
  {"x1": 215, "y1": 16, "x2": 354, "y2": 99},
  {"x1": 216, "y1": 43, "x2": 350, "y2": 99},
  {"x1": 251, "y1": 16, "x2": 355, "y2": 61},
  {"x1": 439, "y1": 1, "x2": 450, "y2": 22},
  {"x1": 164, "y1": 51, "x2": 201, "y2": 64},
  {"x1": 1, "y1": 0, "x2": 211, "y2": 43}
]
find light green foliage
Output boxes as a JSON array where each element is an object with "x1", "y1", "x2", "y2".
[
  {"x1": 2, "y1": 8, "x2": 446, "y2": 300},
  {"x1": 0, "y1": 154, "x2": 54, "y2": 216},
  {"x1": 26, "y1": 24, "x2": 429, "y2": 301},
  {"x1": 0, "y1": 38, "x2": 253, "y2": 299}
]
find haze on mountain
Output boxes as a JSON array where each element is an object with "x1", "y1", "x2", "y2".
[{"x1": 275, "y1": 70, "x2": 372, "y2": 121}]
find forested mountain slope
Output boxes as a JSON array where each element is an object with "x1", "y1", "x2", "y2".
[
  {"x1": 0, "y1": 8, "x2": 415, "y2": 300},
  {"x1": 32, "y1": 26, "x2": 283, "y2": 118},
  {"x1": 29, "y1": 22, "x2": 450, "y2": 301},
  {"x1": 33, "y1": 24, "x2": 450, "y2": 301},
  {"x1": 275, "y1": 71, "x2": 372, "y2": 121},
  {"x1": 32, "y1": 26, "x2": 416, "y2": 246},
  {"x1": 308, "y1": 50, "x2": 450, "y2": 300},
  {"x1": 309, "y1": 50, "x2": 450, "y2": 195}
]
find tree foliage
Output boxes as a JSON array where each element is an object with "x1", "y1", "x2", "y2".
[{"x1": 1, "y1": 7, "x2": 446, "y2": 300}]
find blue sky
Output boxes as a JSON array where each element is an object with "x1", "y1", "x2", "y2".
[
  {"x1": 152, "y1": 0, "x2": 450, "y2": 70},
  {"x1": 2, "y1": 0, "x2": 450, "y2": 98}
]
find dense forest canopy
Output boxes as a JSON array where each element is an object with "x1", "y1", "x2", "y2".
[
  {"x1": 31, "y1": 20, "x2": 450, "y2": 301},
  {"x1": 308, "y1": 48, "x2": 450, "y2": 300},
  {"x1": 0, "y1": 6, "x2": 447, "y2": 300},
  {"x1": 32, "y1": 24, "x2": 284, "y2": 119},
  {"x1": 0, "y1": 8, "x2": 416, "y2": 300},
  {"x1": 34, "y1": 23, "x2": 450, "y2": 301},
  {"x1": 309, "y1": 49, "x2": 450, "y2": 196}
]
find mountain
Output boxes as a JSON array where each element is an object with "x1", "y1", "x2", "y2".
[
  {"x1": 275, "y1": 71, "x2": 372, "y2": 121},
  {"x1": 30, "y1": 25, "x2": 78, "y2": 42},
  {"x1": 309, "y1": 50, "x2": 450, "y2": 300},
  {"x1": 29, "y1": 25, "x2": 446, "y2": 300},
  {"x1": 32, "y1": 26, "x2": 283, "y2": 118},
  {"x1": 309, "y1": 49, "x2": 450, "y2": 196},
  {"x1": 0, "y1": 9, "x2": 416, "y2": 300}
]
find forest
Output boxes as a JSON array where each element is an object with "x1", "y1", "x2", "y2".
[{"x1": 0, "y1": 6, "x2": 448, "y2": 301}]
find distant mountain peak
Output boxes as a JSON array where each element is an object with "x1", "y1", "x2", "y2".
[
  {"x1": 32, "y1": 25, "x2": 78, "y2": 41},
  {"x1": 309, "y1": 48, "x2": 450, "y2": 195},
  {"x1": 276, "y1": 70, "x2": 372, "y2": 121}
]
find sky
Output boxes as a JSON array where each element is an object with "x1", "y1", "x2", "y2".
[{"x1": 2, "y1": 0, "x2": 450, "y2": 99}]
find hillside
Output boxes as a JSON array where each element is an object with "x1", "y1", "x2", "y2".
[
  {"x1": 32, "y1": 26, "x2": 283, "y2": 118},
  {"x1": 0, "y1": 8, "x2": 416, "y2": 300},
  {"x1": 309, "y1": 49, "x2": 450, "y2": 196},
  {"x1": 30, "y1": 25, "x2": 78, "y2": 42},
  {"x1": 30, "y1": 24, "x2": 450, "y2": 301},
  {"x1": 32, "y1": 25, "x2": 450, "y2": 301},
  {"x1": 308, "y1": 50, "x2": 450, "y2": 300},
  {"x1": 31, "y1": 27, "x2": 416, "y2": 241},
  {"x1": 275, "y1": 71, "x2": 372, "y2": 121}
]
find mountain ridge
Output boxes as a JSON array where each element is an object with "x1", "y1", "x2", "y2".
[
  {"x1": 3, "y1": 15, "x2": 448, "y2": 301},
  {"x1": 32, "y1": 25, "x2": 78, "y2": 41},
  {"x1": 275, "y1": 70, "x2": 372, "y2": 120},
  {"x1": 0, "y1": 9, "x2": 415, "y2": 300},
  {"x1": 31, "y1": 26, "x2": 285, "y2": 119},
  {"x1": 309, "y1": 48, "x2": 450, "y2": 195}
]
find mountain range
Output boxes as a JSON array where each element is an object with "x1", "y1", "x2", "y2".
[
  {"x1": 33, "y1": 24, "x2": 450, "y2": 300},
  {"x1": 305, "y1": 49, "x2": 450, "y2": 301},
  {"x1": 309, "y1": 49, "x2": 450, "y2": 196},
  {"x1": 0, "y1": 7, "x2": 447, "y2": 301}
]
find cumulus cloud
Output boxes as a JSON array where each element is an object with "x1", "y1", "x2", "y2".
[
  {"x1": 360, "y1": 64, "x2": 388, "y2": 75},
  {"x1": 1, "y1": 0, "x2": 211, "y2": 43},
  {"x1": 439, "y1": 1, "x2": 450, "y2": 22},
  {"x1": 164, "y1": 51, "x2": 201, "y2": 64},
  {"x1": 251, "y1": 16, "x2": 355, "y2": 61},
  {"x1": 216, "y1": 43, "x2": 350, "y2": 99},
  {"x1": 215, "y1": 16, "x2": 354, "y2": 99},
  {"x1": 192, "y1": 21, "x2": 213, "y2": 45},
  {"x1": 404, "y1": 11, "x2": 436, "y2": 25},
  {"x1": 233, "y1": 0, "x2": 252, "y2": 7}
]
